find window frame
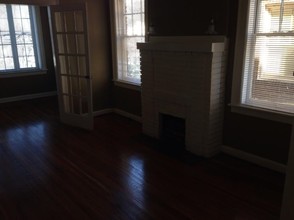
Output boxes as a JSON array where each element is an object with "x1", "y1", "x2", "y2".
[
  {"x1": 231, "y1": 0, "x2": 294, "y2": 123},
  {"x1": 110, "y1": 0, "x2": 148, "y2": 89},
  {"x1": 0, "y1": 4, "x2": 47, "y2": 77}
]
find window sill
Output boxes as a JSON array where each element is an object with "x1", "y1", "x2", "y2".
[
  {"x1": 0, "y1": 69, "x2": 48, "y2": 78},
  {"x1": 113, "y1": 80, "x2": 141, "y2": 91},
  {"x1": 230, "y1": 103, "x2": 294, "y2": 124}
]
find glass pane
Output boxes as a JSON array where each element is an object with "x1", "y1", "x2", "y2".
[
  {"x1": 256, "y1": 0, "x2": 281, "y2": 33},
  {"x1": 0, "y1": 58, "x2": 5, "y2": 70},
  {"x1": 21, "y1": 19, "x2": 31, "y2": 32},
  {"x1": 68, "y1": 56, "x2": 78, "y2": 75},
  {"x1": 70, "y1": 76, "x2": 79, "y2": 95},
  {"x1": 12, "y1": 5, "x2": 21, "y2": 18},
  {"x1": 61, "y1": 76, "x2": 69, "y2": 94},
  {"x1": 5, "y1": 57, "x2": 14, "y2": 69},
  {"x1": 77, "y1": 56, "x2": 87, "y2": 76},
  {"x1": 76, "y1": 34, "x2": 85, "y2": 54},
  {"x1": 54, "y1": 12, "x2": 64, "y2": 32},
  {"x1": 0, "y1": 44, "x2": 14, "y2": 70},
  {"x1": 26, "y1": 44, "x2": 34, "y2": 56},
  {"x1": 74, "y1": 11, "x2": 84, "y2": 32},
  {"x1": 12, "y1": 5, "x2": 30, "y2": 19},
  {"x1": 281, "y1": 0, "x2": 294, "y2": 32},
  {"x1": 141, "y1": 14, "x2": 145, "y2": 35},
  {"x1": 0, "y1": 18, "x2": 9, "y2": 32},
  {"x1": 20, "y1": 5, "x2": 29, "y2": 19},
  {"x1": 1, "y1": 32, "x2": 11, "y2": 44},
  {"x1": 24, "y1": 33, "x2": 33, "y2": 44},
  {"x1": 64, "y1": 12, "x2": 75, "y2": 32},
  {"x1": 125, "y1": 37, "x2": 144, "y2": 79},
  {"x1": 15, "y1": 33, "x2": 25, "y2": 44},
  {"x1": 125, "y1": 0, "x2": 133, "y2": 13},
  {"x1": 57, "y1": 34, "x2": 65, "y2": 53},
  {"x1": 81, "y1": 98, "x2": 88, "y2": 114},
  {"x1": 72, "y1": 96, "x2": 80, "y2": 114},
  {"x1": 63, "y1": 95, "x2": 72, "y2": 113},
  {"x1": 13, "y1": 18, "x2": 22, "y2": 32},
  {"x1": 126, "y1": 15, "x2": 133, "y2": 35},
  {"x1": 133, "y1": 14, "x2": 142, "y2": 35},
  {"x1": 3, "y1": 45, "x2": 13, "y2": 57},
  {"x1": 133, "y1": 0, "x2": 143, "y2": 13},
  {"x1": 27, "y1": 56, "x2": 36, "y2": 68},
  {"x1": 19, "y1": 56, "x2": 28, "y2": 68},
  {"x1": 66, "y1": 34, "x2": 77, "y2": 54},
  {"x1": 0, "y1": 5, "x2": 7, "y2": 19},
  {"x1": 17, "y1": 44, "x2": 34, "y2": 57},
  {"x1": 255, "y1": 36, "x2": 294, "y2": 80},
  {"x1": 64, "y1": 95, "x2": 80, "y2": 114},
  {"x1": 59, "y1": 56, "x2": 67, "y2": 74},
  {"x1": 17, "y1": 45, "x2": 26, "y2": 56},
  {"x1": 80, "y1": 78, "x2": 88, "y2": 96}
]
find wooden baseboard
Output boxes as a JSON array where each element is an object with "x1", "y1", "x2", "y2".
[
  {"x1": 93, "y1": 108, "x2": 142, "y2": 123},
  {"x1": 113, "y1": 109, "x2": 142, "y2": 123},
  {"x1": 93, "y1": 109, "x2": 113, "y2": 117},
  {"x1": 221, "y1": 145, "x2": 286, "y2": 173},
  {"x1": 0, "y1": 91, "x2": 57, "y2": 104}
]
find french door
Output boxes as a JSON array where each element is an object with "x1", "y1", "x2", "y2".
[{"x1": 50, "y1": 4, "x2": 93, "y2": 130}]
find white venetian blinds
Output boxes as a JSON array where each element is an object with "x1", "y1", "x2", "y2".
[{"x1": 242, "y1": 0, "x2": 294, "y2": 113}]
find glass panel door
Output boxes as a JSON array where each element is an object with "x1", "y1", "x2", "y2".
[{"x1": 50, "y1": 4, "x2": 93, "y2": 130}]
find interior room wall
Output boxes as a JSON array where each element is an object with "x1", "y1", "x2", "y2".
[
  {"x1": 113, "y1": 0, "x2": 291, "y2": 164},
  {"x1": 2, "y1": 0, "x2": 290, "y2": 164}
]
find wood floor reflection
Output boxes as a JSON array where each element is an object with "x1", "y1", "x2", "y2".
[{"x1": 0, "y1": 97, "x2": 284, "y2": 219}]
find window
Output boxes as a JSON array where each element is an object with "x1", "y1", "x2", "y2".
[
  {"x1": 0, "y1": 4, "x2": 44, "y2": 74},
  {"x1": 111, "y1": 0, "x2": 145, "y2": 85},
  {"x1": 232, "y1": 0, "x2": 294, "y2": 114}
]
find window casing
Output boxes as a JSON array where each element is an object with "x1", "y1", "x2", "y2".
[
  {"x1": 232, "y1": 0, "x2": 294, "y2": 115},
  {"x1": 111, "y1": 0, "x2": 146, "y2": 85},
  {"x1": 0, "y1": 4, "x2": 45, "y2": 74}
]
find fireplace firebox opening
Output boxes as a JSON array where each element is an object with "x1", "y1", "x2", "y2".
[{"x1": 160, "y1": 114, "x2": 186, "y2": 150}]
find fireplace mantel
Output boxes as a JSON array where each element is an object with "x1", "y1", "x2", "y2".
[
  {"x1": 138, "y1": 36, "x2": 227, "y2": 157},
  {"x1": 137, "y1": 36, "x2": 226, "y2": 53}
]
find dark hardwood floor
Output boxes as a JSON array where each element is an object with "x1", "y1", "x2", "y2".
[{"x1": 0, "y1": 97, "x2": 285, "y2": 219}]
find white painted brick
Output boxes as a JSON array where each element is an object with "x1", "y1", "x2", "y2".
[{"x1": 139, "y1": 40, "x2": 227, "y2": 158}]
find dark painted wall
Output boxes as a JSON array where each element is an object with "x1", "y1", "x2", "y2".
[
  {"x1": 0, "y1": 7, "x2": 56, "y2": 98},
  {"x1": 87, "y1": 0, "x2": 113, "y2": 111},
  {"x1": 148, "y1": 0, "x2": 230, "y2": 36},
  {"x1": 113, "y1": 0, "x2": 291, "y2": 164},
  {"x1": 223, "y1": 113, "x2": 291, "y2": 163},
  {"x1": 113, "y1": 86, "x2": 141, "y2": 116}
]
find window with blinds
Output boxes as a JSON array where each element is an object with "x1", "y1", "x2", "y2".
[
  {"x1": 112, "y1": 0, "x2": 145, "y2": 85},
  {"x1": 242, "y1": 0, "x2": 294, "y2": 113}
]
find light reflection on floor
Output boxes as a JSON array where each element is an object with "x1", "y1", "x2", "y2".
[
  {"x1": 125, "y1": 155, "x2": 145, "y2": 206},
  {"x1": 6, "y1": 122, "x2": 47, "y2": 152},
  {"x1": 1, "y1": 122, "x2": 50, "y2": 192}
]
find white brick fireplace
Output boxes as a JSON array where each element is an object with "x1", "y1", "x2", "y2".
[{"x1": 137, "y1": 36, "x2": 227, "y2": 157}]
